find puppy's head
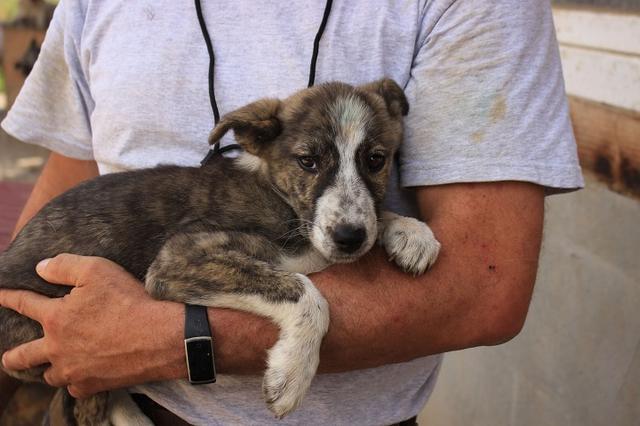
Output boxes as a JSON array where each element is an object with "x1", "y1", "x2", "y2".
[{"x1": 209, "y1": 79, "x2": 408, "y2": 263}]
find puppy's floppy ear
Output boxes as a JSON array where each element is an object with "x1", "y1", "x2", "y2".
[
  {"x1": 208, "y1": 98, "x2": 282, "y2": 155},
  {"x1": 358, "y1": 78, "x2": 409, "y2": 117}
]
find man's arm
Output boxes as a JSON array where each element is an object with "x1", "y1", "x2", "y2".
[
  {"x1": 11, "y1": 152, "x2": 99, "y2": 238},
  {"x1": 0, "y1": 180, "x2": 543, "y2": 398},
  {"x1": 215, "y1": 180, "x2": 544, "y2": 372}
]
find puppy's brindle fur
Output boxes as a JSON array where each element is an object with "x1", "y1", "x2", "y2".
[{"x1": 0, "y1": 80, "x2": 441, "y2": 424}]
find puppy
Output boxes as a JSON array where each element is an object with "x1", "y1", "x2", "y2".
[{"x1": 0, "y1": 79, "x2": 441, "y2": 424}]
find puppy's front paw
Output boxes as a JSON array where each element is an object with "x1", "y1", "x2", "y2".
[
  {"x1": 263, "y1": 345, "x2": 317, "y2": 419},
  {"x1": 381, "y1": 214, "x2": 441, "y2": 275},
  {"x1": 262, "y1": 275, "x2": 329, "y2": 418}
]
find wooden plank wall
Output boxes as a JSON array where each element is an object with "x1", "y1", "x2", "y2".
[
  {"x1": 553, "y1": 6, "x2": 640, "y2": 198},
  {"x1": 2, "y1": 27, "x2": 46, "y2": 108},
  {"x1": 569, "y1": 97, "x2": 640, "y2": 197}
]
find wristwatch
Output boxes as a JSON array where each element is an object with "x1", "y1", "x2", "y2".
[{"x1": 184, "y1": 304, "x2": 216, "y2": 384}]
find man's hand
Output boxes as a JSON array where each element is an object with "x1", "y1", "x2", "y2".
[
  {"x1": 1, "y1": 152, "x2": 100, "y2": 410},
  {"x1": 0, "y1": 254, "x2": 186, "y2": 398}
]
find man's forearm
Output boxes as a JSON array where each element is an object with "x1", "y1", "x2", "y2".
[{"x1": 205, "y1": 181, "x2": 544, "y2": 375}]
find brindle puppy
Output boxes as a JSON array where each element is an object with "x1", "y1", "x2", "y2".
[{"x1": 0, "y1": 80, "x2": 441, "y2": 425}]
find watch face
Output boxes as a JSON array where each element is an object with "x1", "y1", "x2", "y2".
[{"x1": 185, "y1": 337, "x2": 216, "y2": 384}]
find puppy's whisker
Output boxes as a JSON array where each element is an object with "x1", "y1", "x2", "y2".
[
  {"x1": 278, "y1": 220, "x2": 322, "y2": 251},
  {"x1": 280, "y1": 218, "x2": 316, "y2": 236},
  {"x1": 278, "y1": 224, "x2": 314, "y2": 248},
  {"x1": 277, "y1": 225, "x2": 306, "y2": 241},
  {"x1": 269, "y1": 182, "x2": 289, "y2": 205}
]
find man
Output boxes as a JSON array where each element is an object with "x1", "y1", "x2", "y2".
[{"x1": 0, "y1": 0, "x2": 583, "y2": 424}]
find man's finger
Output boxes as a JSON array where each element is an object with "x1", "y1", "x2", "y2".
[
  {"x1": 0, "y1": 289, "x2": 53, "y2": 322},
  {"x1": 36, "y1": 253, "x2": 122, "y2": 288},
  {"x1": 1, "y1": 338, "x2": 49, "y2": 371}
]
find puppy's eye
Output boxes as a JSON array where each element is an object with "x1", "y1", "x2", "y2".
[
  {"x1": 297, "y1": 156, "x2": 318, "y2": 172},
  {"x1": 367, "y1": 153, "x2": 386, "y2": 173}
]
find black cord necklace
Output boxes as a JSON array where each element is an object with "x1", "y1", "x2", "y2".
[{"x1": 195, "y1": 0, "x2": 334, "y2": 166}]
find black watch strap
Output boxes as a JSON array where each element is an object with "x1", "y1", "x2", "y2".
[{"x1": 184, "y1": 304, "x2": 216, "y2": 384}]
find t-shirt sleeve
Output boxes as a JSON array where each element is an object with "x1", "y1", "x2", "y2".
[
  {"x1": 400, "y1": 0, "x2": 584, "y2": 193},
  {"x1": 1, "y1": 0, "x2": 94, "y2": 160}
]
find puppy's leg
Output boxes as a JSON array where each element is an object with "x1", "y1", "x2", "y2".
[
  {"x1": 108, "y1": 390, "x2": 153, "y2": 426},
  {"x1": 378, "y1": 211, "x2": 441, "y2": 275},
  {"x1": 72, "y1": 392, "x2": 109, "y2": 426},
  {"x1": 145, "y1": 230, "x2": 329, "y2": 418},
  {"x1": 46, "y1": 388, "x2": 78, "y2": 426}
]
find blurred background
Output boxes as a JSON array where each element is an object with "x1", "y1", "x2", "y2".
[{"x1": 0, "y1": 0, "x2": 638, "y2": 425}]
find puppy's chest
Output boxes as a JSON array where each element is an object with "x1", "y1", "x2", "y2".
[
  {"x1": 278, "y1": 248, "x2": 329, "y2": 275},
  {"x1": 267, "y1": 226, "x2": 329, "y2": 275}
]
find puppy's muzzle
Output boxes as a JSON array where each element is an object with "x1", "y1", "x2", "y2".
[{"x1": 332, "y1": 224, "x2": 367, "y2": 254}]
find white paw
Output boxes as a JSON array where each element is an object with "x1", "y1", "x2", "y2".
[
  {"x1": 108, "y1": 390, "x2": 154, "y2": 426},
  {"x1": 262, "y1": 275, "x2": 329, "y2": 418},
  {"x1": 381, "y1": 215, "x2": 441, "y2": 275},
  {"x1": 262, "y1": 338, "x2": 319, "y2": 418}
]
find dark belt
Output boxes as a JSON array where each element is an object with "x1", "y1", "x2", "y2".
[{"x1": 132, "y1": 393, "x2": 419, "y2": 426}]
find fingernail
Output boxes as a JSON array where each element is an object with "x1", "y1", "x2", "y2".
[{"x1": 36, "y1": 258, "x2": 51, "y2": 273}]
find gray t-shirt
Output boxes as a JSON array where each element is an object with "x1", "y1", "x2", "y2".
[{"x1": 2, "y1": 0, "x2": 583, "y2": 424}]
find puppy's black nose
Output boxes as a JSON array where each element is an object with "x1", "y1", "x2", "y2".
[{"x1": 333, "y1": 225, "x2": 366, "y2": 253}]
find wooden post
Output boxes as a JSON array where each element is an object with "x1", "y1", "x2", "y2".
[{"x1": 2, "y1": 26, "x2": 46, "y2": 108}]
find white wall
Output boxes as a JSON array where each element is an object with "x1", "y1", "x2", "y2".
[{"x1": 554, "y1": 8, "x2": 640, "y2": 110}]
